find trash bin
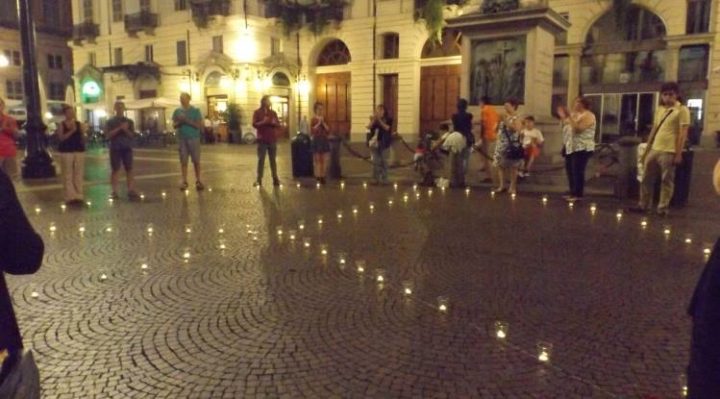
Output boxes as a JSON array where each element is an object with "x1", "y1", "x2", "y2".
[
  {"x1": 291, "y1": 132, "x2": 313, "y2": 178},
  {"x1": 614, "y1": 137, "x2": 641, "y2": 200},
  {"x1": 328, "y1": 136, "x2": 343, "y2": 179}
]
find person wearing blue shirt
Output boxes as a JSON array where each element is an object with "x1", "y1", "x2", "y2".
[{"x1": 172, "y1": 93, "x2": 205, "y2": 191}]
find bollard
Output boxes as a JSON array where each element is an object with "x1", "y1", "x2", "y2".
[
  {"x1": 329, "y1": 135, "x2": 343, "y2": 179},
  {"x1": 615, "y1": 136, "x2": 641, "y2": 200}
]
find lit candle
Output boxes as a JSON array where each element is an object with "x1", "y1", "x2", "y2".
[
  {"x1": 208, "y1": 187, "x2": 213, "y2": 192},
  {"x1": 402, "y1": 281, "x2": 413, "y2": 296},
  {"x1": 441, "y1": 186, "x2": 446, "y2": 194},
  {"x1": 185, "y1": 226, "x2": 192, "y2": 234},
  {"x1": 320, "y1": 244, "x2": 328, "y2": 256},
  {"x1": 393, "y1": 183, "x2": 398, "y2": 191},
  {"x1": 316, "y1": 182, "x2": 321, "y2": 189},
  {"x1": 352, "y1": 206, "x2": 359, "y2": 215},
  {"x1": 78, "y1": 224, "x2": 86, "y2": 233},
  {"x1": 30, "y1": 291, "x2": 39, "y2": 298},
  {"x1": 218, "y1": 227, "x2": 225, "y2": 234},
  {"x1": 568, "y1": 200, "x2": 574, "y2": 209},
  {"x1": 363, "y1": 181, "x2": 368, "y2": 189},
  {"x1": 49, "y1": 223, "x2": 57, "y2": 233},
  {"x1": 105, "y1": 225, "x2": 113, "y2": 233},
  {"x1": 684, "y1": 234, "x2": 693, "y2": 244},
  {"x1": 413, "y1": 183, "x2": 418, "y2": 192},
  {"x1": 340, "y1": 180, "x2": 346, "y2": 190},
  {"x1": 703, "y1": 246, "x2": 712, "y2": 255},
  {"x1": 336, "y1": 210, "x2": 343, "y2": 220},
  {"x1": 641, "y1": 218, "x2": 648, "y2": 229},
  {"x1": 303, "y1": 237, "x2": 312, "y2": 248},
  {"x1": 428, "y1": 188, "x2": 434, "y2": 196},
  {"x1": 541, "y1": 195, "x2": 548, "y2": 205},
  {"x1": 356, "y1": 260, "x2": 366, "y2": 273},
  {"x1": 288, "y1": 229, "x2": 297, "y2": 240},
  {"x1": 183, "y1": 250, "x2": 191, "y2": 259},
  {"x1": 465, "y1": 187, "x2": 471, "y2": 196},
  {"x1": 184, "y1": 189, "x2": 189, "y2": 196},
  {"x1": 298, "y1": 220, "x2": 306, "y2": 231},
  {"x1": 317, "y1": 215, "x2": 324, "y2": 225},
  {"x1": 34, "y1": 206, "x2": 41, "y2": 214},
  {"x1": 437, "y1": 296, "x2": 449, "y2": 312},
  {"x1": 590, "y1": 203, "x2": 597, "y2": 215},
  {"x1": 494, "y1": 321, "x2": 508, "y2": 339},
  {"x1": 511, "y1": 192, "x2": 516, "y2": 201},
  {"x1": 146, "y1": 224, "x2": 154, "y2": 234},
  {"x1": 219, "y1": 241, "x2": 227, "y2": 250},
  {"x1": 369, "y1": 202, "x2": 375, "y2": 212},
  {"x1": 403, "y1": 194, "x2": 409, "y2": 203},
  {"x1": 140, "y1": 193, "x2": 146, "y2": 200},
  {"x1": 490, "y1": 191, "x2": 496, "y2": 199},
  {"x1": 100, "y1": 273, "x2": 107, "y2": 281},
  {"x1": 337, "y1": 252, "x2": 347, "y2": 265},
  {"x1": 415, "y1": 192, "x2": 421, "y2": 199},
  {"x1": 663, "y1": 225, "x2": 672, "y2": 236},
  {"x1": 161, "y1": 191, "x2": 167, "y2": 198},
  {"x1": 86, "y1": 201, "x2": 92, "y2": 207},
  {"x1": 387, "y1": 198, "x2": 394, "y2": 206},
  {"x1": 616, "y1": 210, "x2": 623, "y2": 221},
  {"x1": 296, "y1": 182, "x2": 301, "y2": 189},
  {"x1": 536, "y1": 342, "x2": 552, "y2": 363},
  {"x1": 276, "y1": 227, "x2": 283, "y2": 236},
  {"x1": 60, "y1": 204, "x2": 66, "y2": 211},
  {"x1": 375, "y1": 269, "x2": 386, "y2": 283},
  {"x1": 141, "y1": 263, "x2": 148, "y2": 270}
]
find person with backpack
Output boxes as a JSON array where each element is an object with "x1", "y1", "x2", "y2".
[
  {"x1": 451, "y1": 98, "x2": 473, "y2": 188},
  {"x1": 492, "y1": 98, "x2": 524, "y2": 195},
  {"x1": 0, "y1": 169, "x2": 44, "y2": 398}
]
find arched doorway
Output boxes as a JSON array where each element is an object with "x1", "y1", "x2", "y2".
[
  {"x1": 579, "y1": 5, "x2": 667, "y2": 142},
  {"x1": 269, "y1": 71, "x2": 291, "y2": 139},
  {"x1": 419, "y1": 29, "x2": 462, "y2": 135},
  {"x1": 314, "y1": 39, "x2": 351, "y2": 138},
  {"x1": 205, "y1": 70, "x2": 230, "y2": 142}
]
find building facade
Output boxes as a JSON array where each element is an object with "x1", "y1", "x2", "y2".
[
  {"x1": 0, "y1": 0, "x2": 74, "y2": 121},
  {"x1": 68, "y1": 0, "x2": 718, "y2": 145}
]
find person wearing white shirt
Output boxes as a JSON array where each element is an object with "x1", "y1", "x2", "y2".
[
  {"x1": 520, "y1": 116, "x2": 544, "y2": 177},
  {"x1": 433, "y1": 123, "x2": 467, "y2": 188}
]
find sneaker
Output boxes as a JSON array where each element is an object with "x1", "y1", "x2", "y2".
[
  {"x1": 253, "y1": 181, "x2": 262, "y2": 187},
  {"x1": 195, "y1": 181, "x2": 205, "y2": 191},
  {"x1": 627, "y1": 206, "x2": 647, "y2": 214},
  {"x1": 656, "y1": 208, "x2": 669, "y2": 217},
  {"x1": 179, "y1": 182, "x2": 189, "y2": 191},
  {"x1": 127, "y1": 191, "x2": 141, "y2": 201}
]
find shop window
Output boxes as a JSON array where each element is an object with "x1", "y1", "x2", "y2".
[
  {"x1": 679, "y1": 45, "x2": 709, "y2": 82},
  {"x1": 686, "y1": 0, "x2": 711, "y2": 34},
  {"x1": 382, "y1": 33, "x2": 399, "y2": 59}
]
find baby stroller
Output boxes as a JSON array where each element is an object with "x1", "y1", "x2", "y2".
[{"x1": 414, "y1": 132, "x2": 445, "y2": 186}]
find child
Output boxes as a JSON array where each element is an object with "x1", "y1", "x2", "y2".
[
  {"x1": 520, "y1": 116, "x2": 544, "y2": 177},
  {"x1": 433, "y1": 123, "x2": 467, "y2": 188}
]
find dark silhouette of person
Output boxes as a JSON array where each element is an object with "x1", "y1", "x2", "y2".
[{"x1": 0, "y1": 169, "x2": 44, "y2": 391}]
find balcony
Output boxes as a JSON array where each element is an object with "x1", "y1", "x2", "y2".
[
  {"x1": 72, "y1": 22, "x2": 99, "y2": 43},
  {"x1": 191, "y1": 0, "x2": 231, "y2": 27},
  {"x1": 264, "y1": 0, "x2": 346, "y2": 34},
  {"x1": 124, "y1": 11, "x2": 158, "y2": 35}
]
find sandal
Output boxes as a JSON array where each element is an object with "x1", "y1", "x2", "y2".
[
  {"x1": 195, "y1": 181, "x2": 205, "y2": 191},
  {"x1": 179, "y1": 182, "x2": 189, "y2": 191}
]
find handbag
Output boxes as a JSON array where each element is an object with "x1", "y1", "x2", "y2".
[
  {"x1": 502, "y1": 124, "x2": 525, "y2": 160},
  {"x1": 0, "y1": 351, "x2": 40, "y2": 399}
]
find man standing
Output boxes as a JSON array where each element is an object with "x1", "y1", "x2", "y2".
[
  {"x1": 172, "y1": 93, "x2": 204, "y2": 191},
  {"x1": 474, "y1": 96, "x2": 499, "y2": 183},
  {"x1": 630, "y1": 82, "x2": 690, "y2": 216},
  {"x1": 252, "y1": 95, "x2": 281, "y2": 187},
  {"x1": 105, "y1": 102, "x2": 139, "y2": 200}
]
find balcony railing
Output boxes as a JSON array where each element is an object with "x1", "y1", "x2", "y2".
[
  {"x1": 191, "y1": 0, "x2": 232, "y2": 27},
  {"x1": 124, "y1": 11, "x2": 158, "y2": 34},
  {"x1": 72, "y1": 22, "x2": 99, "y2": 42}
]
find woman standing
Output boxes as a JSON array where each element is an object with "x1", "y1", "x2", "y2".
[
  {"x1": 366, "y1": 104, "x2": 393, "y2": 185},
  {"x1": 310, "y1": 102, "x2": 331, "y2": 184},
  {"x1": 451, "y1": 98, "x2": 473, "y2": 188},
  {"x1": 492, "y1": 98, "x2": 524, "y2": 195},
  {"x1": 0, "y1": 98, "x2": 19, "y2": 179},
  {"x1": 55, "y1": 105, "x2": 86, "y2": 206},
  {"x1": 558, "y1": 97, "x2": 596, "y2": 201}
]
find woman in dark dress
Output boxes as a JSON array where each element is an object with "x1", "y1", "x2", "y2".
[{"x1": 310, "y1": 102, "x2": 331, "y2": 184}]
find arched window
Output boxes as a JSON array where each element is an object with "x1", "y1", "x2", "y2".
[
  {"x1": 272, "y1": 72, "x2": 290, "y2": 86},
  {"x1": 585, "y1": 6, "x2": 665, "y2": 45},
  {"x1": 317, "y1": 39, "x2": 351, "y2": 66},
  {"x1": 421, "y1": 29, "x2": 462, "y2": 58}
]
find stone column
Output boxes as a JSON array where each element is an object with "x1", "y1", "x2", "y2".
[
  {"x1": 566, "y1": 45, "x2": 583, "y2": 106},
  {"x1": 664, "y1": 42, "x2": 682, "y2": 83}
]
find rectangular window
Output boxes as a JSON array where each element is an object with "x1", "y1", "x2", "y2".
[
  {"x1": 271, "y1": 38, "x2": 282, "y2": 56},
  {"x1": 552, "y1": 54, "x2": 569, "y2": 87},
  {"x1": 679, "y1": 45, "x2": 709, "y2": 82},
  {"x1": 82, "y1": 0, "x2": 93, "y2": 22},
  {"x1": 49, "y1": 82, "x2": 65, "y2": 101},
  {"x1": 43, "y1": 0, "x2": 59, "y2": 27},
  {"x1": 145, "y1": 45, "x2": 154, "y2": 62},
  {"x1": 47, "y1": 54, "x2": 55, "y2": 69},
  {"x1": 686, "y1": 0, "x2": 711, "y2": 34},
  {"x1": 5, "y1": 80, "x2": 23, "y2": 100},
  {"x1": 5, "y1": 50, "x2": 21, "y2": 66},
  {"x1": 114, "y1": 47, "x2": 123, "y2": 66},
  {"x1": 88, "y1": 51, "x2": 96, "y2": 66},
  {"x1": 56, "y1": 55, "x2": 63, "y2": 70},
  {"x1": 140, "y1": 0, "x2": 151, "y2": 12},
  {"x1": 176, "y1": 40, "x2": 187, "y2": 66},
  {"x1": 112, "y1": 0, "x2": 123, "y2": 22},
  {"x1": 382, "y1": 34, "x2": 399, "y2": 59},
  {"x1": 212, "y1": 35, "x2": 223, "y2": 54},
  {"x1": 175, "y1": 0, "x2": 187, "y2": 11}
]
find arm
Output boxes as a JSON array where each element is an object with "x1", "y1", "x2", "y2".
[
  {"x1": 56, "y1": 122, "x2": 76, "y2": 141},
  {"x1": 1, "y1": 118, "x2": 18, "y2": 138},
  {"x1": 0, "y1": 171, "x2": 44, "y2": 275},
  {"x1": 674, "y1": 108, "x2": 690, "y2": 164},
  {"x1": 252, "y1": 110, "x2": 267, "y2": 129},
  {"x1": 376, "y1": 118, "x2": 391, "y2": 131},
  {"x1": 568, "y1": 112, "x2": 594, "y2": 134}
]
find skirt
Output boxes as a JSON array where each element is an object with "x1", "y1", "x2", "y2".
[{"x1": 312, "y1": 136, "x2": 331, "y2": 154}]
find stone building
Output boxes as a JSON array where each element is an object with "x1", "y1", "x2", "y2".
[
  {"x1": 0, "y1": 0, "x2": 74, "y2": 122},
  {"x1": 68, "y1": 0, "x2": 718, "y2": 145}
]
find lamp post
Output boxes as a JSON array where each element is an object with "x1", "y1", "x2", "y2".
[{"x1": 17, "y1": 0, "x2": 55, "y2": 178}]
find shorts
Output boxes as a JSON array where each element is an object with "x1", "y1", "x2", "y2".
[
  {"x1": 110, "y1": 148, "x2": 133, "y2": 172},
  {"x1": 494, "y1": 155, "x2": 524, "y2": 169},
  {"x1": 525, "y1": 144, "x2": 540, "y2": 159},
  {"x1": 179, "y1": 138, "x2": 201, "y2": 165}
]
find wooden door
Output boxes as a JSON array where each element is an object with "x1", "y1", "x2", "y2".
[
  {"x1": 315, "y1": 72, "x2": 351, "y2": 138},
  {"x1": 382, "y1": 74, "x2": 398, "y2": 132},
  {"x1": 419, "y1": 65, "x2": 461, "y2": 135}
]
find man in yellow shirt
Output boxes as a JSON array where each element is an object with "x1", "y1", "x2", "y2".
[{"x1": 630, "y1": 82, "x2": 690, "y2": 216}]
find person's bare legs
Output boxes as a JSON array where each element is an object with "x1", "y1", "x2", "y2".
[
  {"x1": 181, "y1": 163, "x2": 189, "y2": 187},
  {"x1": 126, "y1": 169, "x2": 136, "y2": 192},
  {"x1": 494, "y1": 167, "x2": 505, "y2": 192},
  {"x1": 193, "y1": 162, "x2": 202, "y2": 184},
  {"x1": 321, "y1": 153, "x2": 329, "y2": 178},
  {"x1": 111, "y1": 170, "x2": 120, "y2": 194},
  {"x1": 509, "y1": 167, "x2": 518, "y2": 194}
]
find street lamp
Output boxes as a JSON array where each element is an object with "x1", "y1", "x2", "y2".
[{"x1": 17, "y1": 0, "x2": 55, "y2": 178}]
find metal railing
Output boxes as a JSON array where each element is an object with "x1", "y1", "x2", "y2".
[
  {"x1": 72, "y1": 22, "x2": 99, "y2": 41},
  {"x1": 124, "y1": 11, "x2": 158, "y2": 34}
]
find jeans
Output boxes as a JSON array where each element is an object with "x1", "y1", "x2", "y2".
[
  {"x1": 564, "y1": 150, "x2": 592, "y2": 197},
  {"x1": 257, "y1": 142, "x2": 279, "y2": 182},
  {"x1": 639, "y1": 149, "x2": 676, "y2": 211},
  {"x1": 372, "y1": 147, "x2": 388, "y2": 183}
]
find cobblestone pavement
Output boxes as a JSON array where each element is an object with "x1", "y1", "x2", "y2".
[{"x1": 7, "y1": 145, "x2": 719, "y2": 398}]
